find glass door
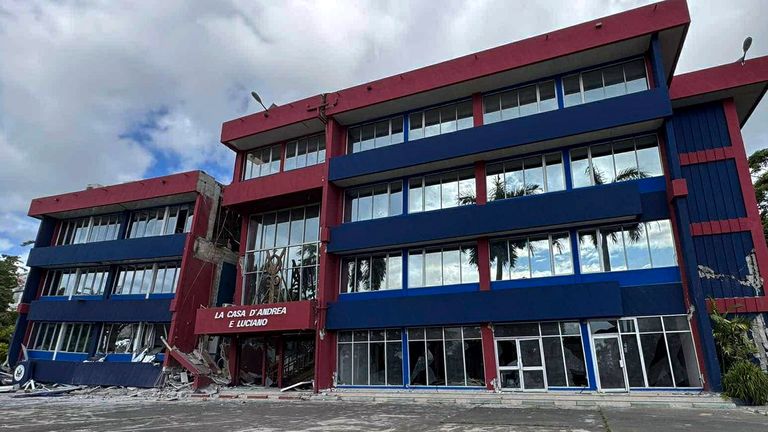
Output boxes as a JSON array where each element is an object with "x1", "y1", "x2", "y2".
[
  {"x1": 592, "y1": 335, "x2": 627, "y2": 392},
  {"x1": 496, "y1": 338, "x2": 547, "y2": 391}
]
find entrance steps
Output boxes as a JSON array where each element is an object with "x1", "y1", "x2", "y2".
[{"x1": 199, "y1": 388, "x2": 737, "y2": 410}]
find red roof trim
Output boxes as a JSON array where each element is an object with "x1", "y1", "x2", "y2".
[
  {"x1": 670, "y1": 56, "x2": 768, "y2": 101},
  {"x1": 28, "y1": 171, "x2": 203, "y2": 217},
  {"x1": 221, "y1": 0, "x2": 689, "y2": 144}
]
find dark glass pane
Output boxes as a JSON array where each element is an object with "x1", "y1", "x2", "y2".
[
  {"x1": 353, "y1": 343, "x2": 369, "y2": 385},
  {"x1": 496, "y1": 340, "x2": 519, "y2": 367},
  {"x1": 666, "y1": 332, "x2": 700, "y2": 387},
  {"x1": 637, "y1": 317, "x2": 663, "y2": 332},
  {"x1": 523, "y1": 370, "x2": 546, "y2": 389},
  {"x1": 386, "y1": 341, "x2": 403, "y2": 386},
  {"x1": 370, "y1": 256, "x2": 387, "y2": 291},
  {"x1": 337, "y1": 343, "x2": 352, "y2": 385},
  {"x1": 562, "y1": 336, "x2": 588, "y2": 387},
  {"x1": 640, "y1": 333, "x2": 674, "y2": 387},
  {"x1": 500, "y1": 370, "x2": 520, "y2": 389},
  {"x1": 590, "y1": 320, "x2": 618, "y2": 335},
  {"x1": 540, "y1": 322, "x2": 560, "y2": 336},
  {"x1": 409, "y1": 341, "x2": 427, "y2": 385},
  {"x1": 369, "y1": 342, "x2": 386, "y2": 385},
  {"x1": 624, "y1": 59, "x2": 648, "y2": 93},
  {"x1": 663, "y1": 316, "x2": 690, "y2": 332},
  {"x1": 603, "y1": 64, "x2": 626, "y2": 98},
  {"x1": 483, "y1": 94, "x2": 501, "y2": 124},
  {"x1": 443, "y1": 327, "x2": 462, "y2": 340},
  {"x1": 462, "y1": 326, "x2": 481, "y2": 339},
  {"x1": 518, "y1": 85, "x2": 538, "y2": 116},
  {"x1": 389, "y1": 182, "x2": 403, "y2": 216},
  {"x1": 370, "y1": 329, "x2": 385, "y2": 341},
  {"x1": 520, "y1": 339, "x2": 542, "y2": 367},
  {"x1": 622, "y1": 335, "x2": 646, "y2": 387},
  {"x1": 445, "y1": 340, "x2": 465, "y2": 386},
  {"x1": 495, "y1": 323, "x2": 539, "y2": 338},
  {"x1": 489, "y1": 240, "x2": 510, "y2": 281},
  {"x1": 407, "y1": 327, "x2": 425, "y2": 340},
  {"x1": 426, "y1": 340, "x2": 446, "y2": 385},
  {"x1": 582, "y1": 69, "x2": 605, "y2": 103},
  {"x1": 542, "y1": 337, "x2": 566, "y2": 387},
  {"x1": 563, "y1": 74, "x2": 582, "y2": 107},
  {"x1": 464, "y1": 339, "x2": 485, "y2": 386},
  {"x1": 594, "y1": 338, "x2": 625, "y2": 389},
  {"x1": 538, "y1": 81, "x2": 558, "y2": 112},
  {"x1": 390, "y1": 117, "x2": 404, "y2": 144}
]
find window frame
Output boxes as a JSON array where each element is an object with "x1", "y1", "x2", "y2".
[
  {"x1": 347, "y1": 116, "x2": 405, "y2": 154},
  {"x1": 407, "y1": 167, "x2": 477, "y2": 214},
  {"x1": 561, "y1": 58, "x2": 650, "y2": 107},
  {"x1": 569, "y1": 134, "x2": 663, "y2": 188},
  {"x1": 55, "y1": 214, "x2": 121, "y2": 246},
  {"x1": 284, "y1": 133, "x2": 327, "y2": 171},
  {"x1": 407, "y1": 243, "x2": 479, "y2": 288},
  {"x1": 112, "y1": 262, "x2": 181, "y2": 297},
  {"x1": 482, "y1": 79, "x2": 558, "y2": 124},
  {"x1": 577, "y1": 220, "x2": 676, "y2": 274},
  {"x1": 486, "y1": 151, "x2": 565, "y2": 201},
  {"x1": 40, "y1": 267, "x2": 110, "y2": 298},
  {"x1": 406, "y1": 326, "x2": 484, "y2": 387},
  {"x1": 337, "y1": 328, "x2": 404, "y2": 386},
  {"x1": 490, "y1": 232, "x2": 574, "y2": 281},
  {"x1": 28, "y1": 322, "x2": 93, "y2": 359},
  {"x1": 343, "y1": 181, "x2": 404, "y2": 223},
  {"x1": 408, "y1": 99, "x2": 473, "y2": 142},
  {"x1": 126, "y1": 203, "x2": 194, "y2": 239}
]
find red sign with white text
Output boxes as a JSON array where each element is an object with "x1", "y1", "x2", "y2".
[{"x1": 194, "y1": 300, "x2": 315, "y2": 335}]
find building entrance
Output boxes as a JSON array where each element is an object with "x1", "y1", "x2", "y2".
[
  {"x1": 238, "y1": 333, "x2": 315, "y2": 388},
  {"x1": 495, "y1": 338, "x2": 547, "y2": 391}
]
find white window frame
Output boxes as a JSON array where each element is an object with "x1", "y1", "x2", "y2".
[
  {"x1": 113, "y1": 262, "x2": 181, "y2": 298},
  {"x1": 561, "y1": 58, "x2": 650, "y2": 107},
  {"x1": 482, "y1": 79, "x2": 558, "y2": 124}
]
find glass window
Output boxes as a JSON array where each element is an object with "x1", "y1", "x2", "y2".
[
  {"x1": 563, "y1": 59, "x2": 649, "y2": 107},
  {"x1": 344, "y1": 182, "x2": 404, "y2": 223},
  {"x1": 562, "y1": 75, "x2": 582, "y2": 107},
  {"x1": 244, "y1": 205, "x2": 320, "y2": 305},
  {"x1": 243, "y1": 144, "x2": 281, "y2": 180},
  {"x1": 570, "y1": 135, "x2": 663, "y2": 188},
  {"x1": 348, "y1": 117, "x2": 403, "y2": 153},
  {"x1": 56, "y1": 214, "x2": 121, "y2": 246},
  {"x1": 341, "y1": 252, "x2": 402, "y2": 293},
  {"x1": 409, "y1": 100, "x2": 473, "y2": 141},
  {"x1": 285, "y1": 134, "x2": 326, "y2": 170},
  {"x1": 484, "y1": 80, "x2": 559, "y2": 125},
  {"x1": 408, "y1": 326, "x2": 483, "y2": 386},
  {"x1": 337, "y1": 329, "x2": 402, "y2": 386},
  {"x1": 113, "y1": 262, "x2": 180, "y2": 296},
  {"x1": 578, "y1": 220, "x2": 676, "y2": 274},
  {"x1": 127, "y1": 204, "x2": 194, "y2": 239},
  {"x1": 409, "y1": 244, "x2": 478, "y2": 288},
  {"x1": 487, "y1": 152, "x2": 564, "y2": 202},
  {"x1": 491, "y1": 233, "x2": 573, "y2": 281},
  {"x1": 408, "y1": 168, "x2": 477, "y2": 213}
]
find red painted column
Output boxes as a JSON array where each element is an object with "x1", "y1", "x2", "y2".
[
  {"x1": 232, "y1": 216, "x2": 249, "y2": 306},
  {"x1": 472, "y1": 93, "x2": 483, "y2": 127},
  {"x1": 481, "y1": 325, "x2": 497, "y2": 390},
  {"x1": 723, "y1": 98, "x2": 768, "y2": 283},
  {"x1": 228, "y1": 335, "x2": 240, "y2": 385},
  {"x1": 314, "y1": 117, "x2": 345, "y2": 391},
  {"x1": 233, "y1": 152, "x2": 244, "y2": 183}
]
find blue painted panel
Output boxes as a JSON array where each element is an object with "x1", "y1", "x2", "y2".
[
  {"x1": 55, "y1": 352, "x2": 89, "y2": 362},
  {"x1": 27, "y1": 350, "x2": 54, "y2": 360},
  {"x1": 216, "y1": 262, "x2": 237, "y2": 306},
  {"x1": 27, "y1": 233, "x2": 186, "y2": 267},
  {"x1": 31, "y1": 360, "x2": 163, "y2": 388},
  {"x1": 327, "y1": 282, "x2": 625, "y2": 330},
  {"x1": 681, "y1": 160, "x2": 746, "y2": 223},
  {"x1": 672, "y1": 103, "x2": 731, "y2": 153},
  {"x1": 693, "y1": 232, "x2": 756, "y2": 299},
  {"x1": 621, "y1": 283, "x2": 686, "y2": 316},
  {"x1": 27, "y1": 298, "x2": 172, "y2": 323},
  {"x1": 329, "y1": 181, "x2": 666, "y2": 253},
  {"x1": 490, "y1": 267, "x2": 681, "y2": 290},
  {"x1": 330, "y1": 88, "x2": 672, "y2": 182}
]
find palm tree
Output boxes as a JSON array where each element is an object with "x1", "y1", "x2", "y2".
[{"x1": 462, "y1": 175, "x2": 543, "y2": 279}]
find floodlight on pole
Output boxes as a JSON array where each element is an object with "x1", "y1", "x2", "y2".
[
  {"x1": 251, "y1": 91, "x2": 270, "y2": 113},
  {"x1": 740, "y1": 36, "x2": 753, "y2": 65}
]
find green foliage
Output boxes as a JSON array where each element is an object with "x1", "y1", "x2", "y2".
[
  {"x1": 710, "y1": 306, "x2": 757, "y2": 372},
  {"x1": 722, "y1": 361, "x2": 768, "y2": 406},
  {"x1": 0, "y1": 255, "x2": 22, "y2": 363},
  {"x1": 749, "y1": 149, "x2": 768, "y2": 242}
]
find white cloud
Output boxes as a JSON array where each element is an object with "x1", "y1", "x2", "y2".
[{"x1": 0, "y1": 0, "x2": 766, "y2": 258}]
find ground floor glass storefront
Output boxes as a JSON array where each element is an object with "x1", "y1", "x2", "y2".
[
  {"x1": 334, "y1": 314, "x2": 701, "y2": 392},
  {"x1": 236, "y1": 333, "x2": 315, "y2": 388}
]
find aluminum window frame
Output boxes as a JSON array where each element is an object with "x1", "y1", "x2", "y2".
[
  {"x1": 490, "y1": 232, "x2": 574, "y2": 281},
  {"x1": 486, "y1": 151, "x2": 565, "y2": 201},
  {"x1": 561, "y1": 58, "x2": 650, "y2": 107},
  {"x1": 337, "y1": 328, "x2": 403, "y2": 386},
  {"x1": 347, "y1": 116, "x2": 405, "y2": 154},
  {"x1": 569, "y1": 134, "x2": 662, "y2": 188},
  {"x1": 577, "y1": 220, "x2": 677, "y2": 274},
  {"x1": 343, "y1": 181, "x2": 404, "y2": 223},
  {"x1": 112, "y1": 262, "x2": 181, "y2": 297},
  {"x1": 407, "y1": 243, "x2": 479, "y2": 288}
]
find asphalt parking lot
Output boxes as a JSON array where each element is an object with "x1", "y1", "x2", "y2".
[{"x1": 1, "y1": 396, "x2": 767, "y2": 431}]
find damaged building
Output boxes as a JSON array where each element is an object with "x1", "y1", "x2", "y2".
[{"x1": 7, "y1": 0, "x2": 768, "y2": 394}]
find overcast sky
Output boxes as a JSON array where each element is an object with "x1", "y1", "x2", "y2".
[{"x1": 0, "y1": 0, "x2": 767, "y2": 262}]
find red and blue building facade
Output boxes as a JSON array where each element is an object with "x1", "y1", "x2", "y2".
[
  {"x1": 203, "y1": 0, "x2": 768, "y2": 394},
  {"x1": 9, "y1": 0, "x2": 768, "y2": 394},
  {"x1": 9, "y1": 171, "x2": 231, "y2": 387}
]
